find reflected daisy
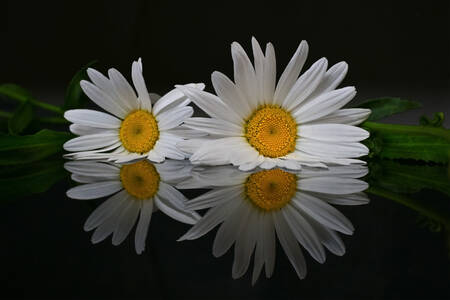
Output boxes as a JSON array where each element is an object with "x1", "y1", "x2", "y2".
[
  {"x1": 177, "y1": 38, "x2": 371, "y2": 170},
  {"x1": 65, "y1": 159, "x2": 200, "y2": 254},
  {"x1": 178, "y1": 165, "x2": 369, "y2": 284},
  {"x1": 63, "y1": 58, "x2": 204, "y2": 163}
]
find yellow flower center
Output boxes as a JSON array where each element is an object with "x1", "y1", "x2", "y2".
[
  {"x1": 120, "y1": 160, "x2": 160, "y2": 199},
  {"x1": 119, "y1": 110, "x2": 159, "y2": 153},
  {"x1": 244, "y1": 105, "x2": 297, "y2": 158},
  {"x1": 245, "y1": 169, "x2": 297, "y2": 211}
]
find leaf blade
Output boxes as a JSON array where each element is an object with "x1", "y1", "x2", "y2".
[
  {"x1": 63, "y1": 60, "x2": 97, "y2": 110},
  {"x1": 0, "y1": 129, "x2": 72, "y2": 165},
  {"x1": 8, "y1": 101, "x2": 33, "y2": 134},
  {"x1": 357, "y1": 97, "x2": 422, "y2": 121}
]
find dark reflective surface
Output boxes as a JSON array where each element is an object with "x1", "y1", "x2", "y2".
[{"x1": 1, "y1": 156, "x2": 449, "y2": 299}]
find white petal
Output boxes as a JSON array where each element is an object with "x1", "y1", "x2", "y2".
[
  {"x1": 282, "y1": 204, "x2": 326, "y2": 263},
  {"x1": 263, "y1": 43, "x2": 276, "y2": 104},
  {"x1": 273, "y1": 211, "x2": 307, "y2": 279},
  {"x1": 153, "y1": 83, "x2": 204, "y2": 116},
  {"x1": 296, "y1": 139, "x2": 369, "y2": 158},
  {"x1": 153, "y1": 132, "x2": 186, "y2": 160},
  {"x1": 232, "y1": 203, "x2": 258, "y2": 279},
  {"x1": 212, "y1": 71, "x2": 251, "y2": 119},
  {"x1": 175, "y1": 85, "x2": 241, "y2": 125},
  {"x1": 112, "y1": 198, "x2": 141, "y2": 245},
  {"x1": 315, "y1": 192, "x2": 370, "y2": 206},
  {"x1": 69, "y1": 124, "x2": 110, "y2": 136},
  {"x1": 156, "y1": 106, "x2": 193, "y2": 130},
  {"x1": 293, "y1": 87, "x2": 356, "y2": 124},
  {"x1": 231, "y1": 42, "x2": 258, "y2": 110},
  {"x1": 155, "y1": 185, "x2": 200, "y2": 225},
  {"x1": 131, "y1": 58, "x2": 152, "y2": 112},
  {"x1": 306, "y1": 108, "x2": 371, "y2": 126},
  {"x1": 184, "y1": 117, "x2": 243, "y2": 136},
  {"x1": 135, "y1": 199, "x2": 153, "y2": 254},
  {"x1": 212, "y1": 199, "x2": 248, "y2": 257},
  {"x1": 80, "y1": 80, "x2": 128, "y2": 118},
  {"x1": 251, "y1": 37, "x2": 264, "y2": 104},
  {"x1": 108, "y1": 68, "x2": 139, "y2": 111},
  {"x1": 64, "y1": 161, "x2": 120, "y2": 178},
  {"x1": 299, "y1": 165, "x2": 369, "y2": 178},
  {"x1": 64, "y1": 109, "x2": 121, "y2": 128},
  {"x1": 186, "y1": 185, "x2": 243, "y2": 210},
  {"x1": 252, "y1": 212, "x2": 264, "y2": 285},
  {"x1": 63, "y1": 133, "x2": 119, "y2": 152},
  {"x1": 84, "y1": 190, "x2": 129, "y2": 231},
  {"x1": 273, "y1": 41, "x2": 308, "y2": 105},
  {"x1": 306, "y1": 61, "x2": 348, "y2": 101},
  {"x1": 90, "y1": 198, "x2": 130, "y2": 244},
  {"x1": 304, "y1": 214, "x2": 346, "y2": 256},
  {"x1": 167, "y1": 125, "x2": 208, "y2": 139},
  {"x1": 298, "y1": 176, "x2": 368, "y2": 194},
  {"x1": 282, "y1": 58, "x2": 328, "y2": 111},
  {"x1": 263, "y1": 214, "x2": 276, "y2": 278},
  {"x1": 298, "y1": 124, "x2": 369, "y2": 142},
  {"x1": 178, "y1": 199, "x2": 240, "y2": 241},
  {"x1": 67, "y1": 181, "x2": 122, "y2": 200},
  {"x1": 292, "y1": 193, "x2": 354, "y2": 235}
]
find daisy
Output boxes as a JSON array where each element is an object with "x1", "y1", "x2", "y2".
[
  {"x1": 177, "y1": 38, "x2": 371, "y2": 170},
  {"x1": 65, "y1": 159, "x2": 200, "y2": 254},
  {"x1": 177, "y1": 164, "x2": 369, "y2": 284},
  {"x1": 63, "y1": 58, "x2": 204, "y2": 163}
]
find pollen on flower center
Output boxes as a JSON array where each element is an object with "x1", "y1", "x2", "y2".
[
  {"x1": 245, "y1": 105, "x2": 297, "y2": 158},
  {"x1": 245, "y1": 169, "x2": 297, "y2": 211},
  {"x1": 120, "y1": 160, "x2": 160, "y2": 199},
  {"x1": 119, "y1": 110, "x2": 159, "y2": 154}
]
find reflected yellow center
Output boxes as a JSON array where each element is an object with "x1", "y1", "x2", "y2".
[
  {"x1": 119, "y1": 110, "x2": 159, "y2": 153},
  {"x1": 120, "y1": 160, "x2": 160, "y2": 199},
  {"x1": 244, "y1": 105, "x2": 297, "y2": 158},
  {"x1": 245, "y1": 169, "x2": 297, "y2": 211}
]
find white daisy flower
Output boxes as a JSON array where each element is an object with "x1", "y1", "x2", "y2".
[
  {"x1": 63, "y1": 58, "x2": 205, "y2": 163},
  {"x1": 177, "y1": 38, "x2": 371, "y2": 170},
  {"x1": 65, "y1": 159, "x2": 200, "y2": 254},
  {"x1": 177, "y1": 165, "x2": 369, "y2": 284}
]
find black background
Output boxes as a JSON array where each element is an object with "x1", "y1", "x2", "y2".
[{"x1": 2, "y1": 1, "x2": 450, "y2": 299}]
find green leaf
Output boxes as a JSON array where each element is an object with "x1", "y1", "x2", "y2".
[
  {"x1": 8, "y1": 101, "x2": 33, "y2": 134},
  {"x1": 363, "y1": 121, "x2": 450, "y2": 163},
  {"x1": 63, "y1": 60, "x2": 97, "y2": 110},
  {"x1": 0, "y1": 157, "x2": 67, "y2": 200},
  {"x1": 0, "y1": 129, "x2": 72, "y2": 165},
  {"x1": 0, "y1": 83, "x2": 32, "y2": 102},
  {"x1": 420, "y1": 112, "x2": 445, "y2": 128},
  {"x1": 368, "y1": 159, "x2": 450, "y2": 196},
  {"x1": 357, "y1": 97, "x2": 422, "y2": 121}
]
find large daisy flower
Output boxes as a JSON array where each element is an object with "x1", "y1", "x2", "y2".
[
  {"x1": 63, "y1": 58, "x2": 204, "y2": 163},
  {"x1": 178, "y1": 165, "x2": 369, "y2": 284},
  {"x1": 65, "y1": 159, "x2": 200, "y2": 254},
  {"x1": 177, "y1": 38, "x2": 371, "y2": 170}
]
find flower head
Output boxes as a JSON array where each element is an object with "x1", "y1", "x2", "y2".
[
  {"x1": 177, "y1": 38, "x2": 371, "y2": 170},
  {"x1": 65, "y1": 159, "x2": 200, "y2": 254},
  {"x1": 178, "y1": 164, "x2": 369, "y2": 284},
  {"x1": 63, "y1": 58, "x2": 204, "y2": 163}
]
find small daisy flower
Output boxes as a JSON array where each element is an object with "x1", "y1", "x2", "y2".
[
  {"x1": 177, "y1": 165, "x2": 369, "y2": 284},
  {"x1": 65, "y1": 159, "x2": 200, "y2": 254},
  {"x1": 63, "y1": 58, "x2": 204, "y2": 163},
  {"x1": 177, "y1": 38, "x2": 371, "y2": 170}
]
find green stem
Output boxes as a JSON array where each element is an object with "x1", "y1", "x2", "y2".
[
  {"x1": 0, "y1": 87, "x2": 64, "y2": 115},
  {"x1": 0, "y1": 110, "x2": 67, "y2": 124},
  {"x1": 363, "y1": 121, "x2": 450, "y2": 141}
]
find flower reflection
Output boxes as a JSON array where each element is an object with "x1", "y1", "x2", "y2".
[
  {"x1": 178, "y1": 165, "x2": 369, "y2": 284},
  {"x1": 65, "y1": 159, "x2": 200, "y2": 254}
]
